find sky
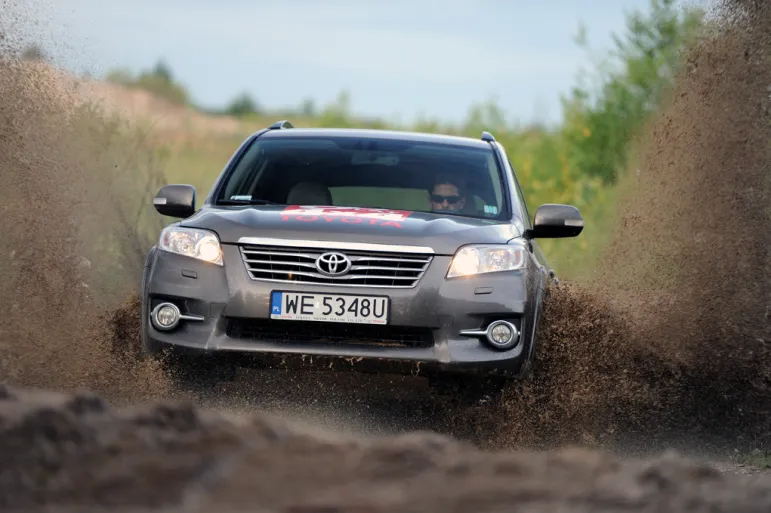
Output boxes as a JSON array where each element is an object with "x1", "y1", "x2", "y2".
[{"x1": 15, "y1": 0, "x2": 704, "y2": 126}]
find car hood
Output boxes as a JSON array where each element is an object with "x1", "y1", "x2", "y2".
[{"x1": 181, "y1": 205, "x2": 523, "y2": 255}]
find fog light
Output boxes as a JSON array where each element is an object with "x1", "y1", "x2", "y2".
[
  {"x1": 152, "y1": 302, "x2": 181, "y2": 331},
  {"x1": 490, "y1": 323, "x2": 512, "y2": 344},
  {"x1": 485, "y1": 320, "x2": 519, "y2": 350},
  {"x1": 156, "y1": 306, "x2": 178, "y2": 327}
]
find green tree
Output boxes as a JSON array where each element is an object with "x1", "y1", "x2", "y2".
[
  {"x1": 464, "y1": 98, "x2": 509, "y2": 135},
  {"x1": 105, "y1": 68, "x2": 135, "y2": 85},
  {"x1": 225, "y1": 92, "x2": 261, "y2": 116},
  {"x1": 300, "y1": 98, "x2": 317, "y2": 117},
  {"x1": 318, "y1": 90, "x2": 353, "y2": 126},
  {"x1": 150, "y1": 59, "x2": 174, "y2": 83},
  {"x1": 561, "y1": 0, "x2": 705, "y2": 184},
  {"x1": 104, "y1": 59, "x2": 191, "y2": 106},
  {"x1": 135, "y1": 59, "x2": 189, "y2": 105}
]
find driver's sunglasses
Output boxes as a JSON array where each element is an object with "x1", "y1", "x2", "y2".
[{"x1": 431, "y1": 194, "x2": 462, "y2": 204}]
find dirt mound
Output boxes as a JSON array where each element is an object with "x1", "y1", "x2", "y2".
[{"x1": 0, "y1": 385, "x2": 770, "y2": 513}]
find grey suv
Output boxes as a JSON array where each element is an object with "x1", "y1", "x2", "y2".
[{"x1": 141, "y1": 121, "x2": 584, "y2": 400}]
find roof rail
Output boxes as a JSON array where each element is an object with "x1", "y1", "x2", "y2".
[
  {"x1": 268, "y1": 120, "x2": 294, "y2": 130},
  {"x1": 481, "y1": 131, "x2": 496, "y2": 142}
]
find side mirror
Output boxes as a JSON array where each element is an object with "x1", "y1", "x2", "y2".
[
  {"x1": 525, "y1": 204, "x2": 584, "y2": 239},
  {"x1": 153, "y1": 184, "x2": 196, "y2": 218}
]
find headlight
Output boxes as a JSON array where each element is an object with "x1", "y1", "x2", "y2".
[
  {"x1": 159, "y1": 226, "x2": 224, "y2": 266},
  {"x1": 446, "y1": 243, "x2": 527, "y2": 278}
]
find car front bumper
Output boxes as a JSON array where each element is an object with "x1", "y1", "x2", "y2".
[{"x1": 143, "y1": 243, "x2": 535, "y2": 379}]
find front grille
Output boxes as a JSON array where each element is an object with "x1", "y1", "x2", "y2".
[
  {"x1": 227, "y1": 318, "x2": 434, "y2": 349},
  {"x1": 238, "y1": 243, "x2": 433, "y2": 288}
]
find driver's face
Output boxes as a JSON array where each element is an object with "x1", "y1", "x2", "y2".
[{"x1": 429, "y1": 183, "x2": 465, "y2": 212}]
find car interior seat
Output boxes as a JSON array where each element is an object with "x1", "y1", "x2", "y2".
[{"x1": 286, "y1": 181, "x2": 333, "y2": 206}]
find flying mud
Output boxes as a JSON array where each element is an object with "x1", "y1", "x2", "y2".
[
  {"x1": 460, "y1": 0, "x2": 771, "y2": 455},
  {"x1": 0, "y1": 0, "x2": 769, "y2": 510}
]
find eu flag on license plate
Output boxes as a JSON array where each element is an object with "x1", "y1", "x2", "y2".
[{"x1": 271, "y1": 292, "x2": 282, "y2": 315}]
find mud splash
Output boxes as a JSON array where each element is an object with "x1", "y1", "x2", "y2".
[
  {"x1": 0, "y1": 52, "x2": 175, "y2": 404},
  {"x1": 472, "y1": 0, "x2": 771, "y2": 454}
]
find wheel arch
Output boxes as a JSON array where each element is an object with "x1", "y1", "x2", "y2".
[
  {"x1": 140, "y1": 245, "x2": 158, "y2": 354},
  {"x1": 522, "y1": 267, "x2": 548, "y2": 376}
]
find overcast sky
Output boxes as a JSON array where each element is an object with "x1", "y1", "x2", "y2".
[{"x1": 16, "y1": 0, "x2": 705, "y2": 125}]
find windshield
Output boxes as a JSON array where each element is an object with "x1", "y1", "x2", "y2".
[{"x1": 212, "y1": 135, "x2": 508, "y2": 220}]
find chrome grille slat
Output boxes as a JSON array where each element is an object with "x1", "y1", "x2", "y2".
[
  {"x1": 246, "y1": 269, "x2": 419, "y2": 281},
  {"x1": 238, "y1": 243, "x2": 433, "y2": 288},
  {"x1": 241, "y1": 250, "x2": 318, "y2": 259},
  {"x1": 355, "y1": 256, "x2": 429, "y2": 264},
  {"x1": 244, "y1": 259, "x2": 318, "y2": 268},
  {"x1": 350, "y1": 265, "x2": 421, "y2": 272}
]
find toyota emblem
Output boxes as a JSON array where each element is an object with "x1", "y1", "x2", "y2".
[{"x1": 315, "y1": 252, "x2": 352, "y2": 276}]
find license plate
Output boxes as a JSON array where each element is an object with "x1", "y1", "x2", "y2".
[{"x1": 270, "y1": 291, "x2": 389, "y2": 325}]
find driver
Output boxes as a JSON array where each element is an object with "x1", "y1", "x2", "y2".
[{"x1": 428, "y1": 175, "x2": 466, "y2": 213}]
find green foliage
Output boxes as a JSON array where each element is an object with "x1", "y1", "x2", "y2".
[
  {"x1": 225, "y1": 92, "x2": 261, "y2": 117},
  {"x1": 742, "y1": 450, "x2": 771, "y2": 469},
  {"x1": 560, "y1": 0, "x2": 705, "y2": 184},
  {"x1": 300, "y1": 98, "x2": 317, "y2": 117},
  {"x1": 105, "y1": 58, "x2": 190, "y2": 106}
]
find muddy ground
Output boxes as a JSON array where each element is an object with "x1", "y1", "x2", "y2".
[
  {"x1": 2, "y1": 384, "x2": 771, "y2": 513},
  {"x1": 0, "y1": 0, "x2": 770, "y2": 511}
]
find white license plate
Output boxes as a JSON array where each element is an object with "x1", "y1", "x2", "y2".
[{"x1": 270, "y1": 291, "x2": 389, "y2": 325}]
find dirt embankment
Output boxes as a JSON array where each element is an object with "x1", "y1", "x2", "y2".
[
  {"x1": 2, "y1": 384, "x2": 771, "y2": 513},
  {"x1": 0, "y1": 0, "x2": 769, "y2": 511},
  {"x1": 0, "y1": 59, "x2": 244, "y2": 137}
]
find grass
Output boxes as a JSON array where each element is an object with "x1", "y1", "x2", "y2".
[{"x1": 739, "y1": 450, "x2": 771, "y2": 469}]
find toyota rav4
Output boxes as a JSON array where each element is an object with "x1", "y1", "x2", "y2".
[{"x1": 140, "y1": 121, "x2": 584, "y2": 401}]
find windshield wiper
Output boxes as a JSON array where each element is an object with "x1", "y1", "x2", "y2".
[{"x1": 217, "y1": 199, "x2": 283, "y2": 206}]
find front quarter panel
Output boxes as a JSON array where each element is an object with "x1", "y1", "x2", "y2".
[{"x1": 530, "y1": 239, "x2": 552, "y2": 284}]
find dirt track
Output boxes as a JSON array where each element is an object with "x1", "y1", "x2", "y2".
[
  {"x1": 0, "y1": 0, "x2": 770, "y2": 510},
  {"x1": 1, "y1": 384, "x2": 771, "y2": 513}
]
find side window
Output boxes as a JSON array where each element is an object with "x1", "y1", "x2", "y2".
[
  {"x1": 495, "y1": 143, "x2": 531, "y2": 228},
  {"x1": 220, "y1": 141, "x2": 264, "y2": 200},
  {"x1": 485, "y1": 154, "x2": 504, "y2": 215},
  {"x1": 509, "y1": 159, "x2": 532, "y2": 228}
]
